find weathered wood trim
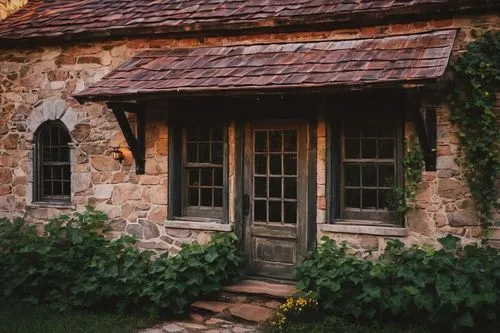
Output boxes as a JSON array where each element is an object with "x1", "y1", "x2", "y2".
[
  {"x1": 165, "y1": 221, "x2": 233, "y2": 232},
  {"x1": 320, "y1": 223, "x2": 407, "y2": 237},
  {"x1": 167, "y1": 115, "x2": 182, "y2": 219},
  {"x1": 234, "y1": 120, "x2": 244, "y2": 243},
  {"x1": 307, "y1": 107, "x2": 318, "y2": 251}
]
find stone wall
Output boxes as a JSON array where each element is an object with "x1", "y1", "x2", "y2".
[
  {"x1": 0, "y1": 13, "x2": 498, "y2": 254},
  {"x1": 0, "y1": 0, "x2": 26, "y2": 20}
]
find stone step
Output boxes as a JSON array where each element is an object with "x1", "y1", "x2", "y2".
[
  {"x1": 222, "y1": 279, "x2": 296, "y2": 299},
  {"x1": 191, "y1": 301, "x2": 275, "y2": 324},
  {"x1": 228, "y1": 303, "x2": 274, "y2": 323},
  {"x1": 191, "y1": 300, "x2": 232, "y2": 313}
]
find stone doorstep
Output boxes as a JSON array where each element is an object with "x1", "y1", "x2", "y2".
[
  {"x1": 192, "y1": 300, "x2": 233, "y2": 313},
  {"x1": 222, "y1": 279, "x2": 296, "y2": 299},
  {"x1": 228, "y1": 303, "x2": 274, "y2": 323}
]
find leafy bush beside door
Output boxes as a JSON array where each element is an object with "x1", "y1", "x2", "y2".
[
  {"x1": 296, "y1": 236, "x2": 500, "y2": 332},
  {"x1": 0, "y1": 208, "x2": 242, "y2": 316}
]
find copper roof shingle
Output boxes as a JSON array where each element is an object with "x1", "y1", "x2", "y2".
[
  {"x1": 75, "y1": 29, "x2": 457, "y2": 101},
  {"x1": 0, "y1": 0, "x2": 493, "y2": 43}
]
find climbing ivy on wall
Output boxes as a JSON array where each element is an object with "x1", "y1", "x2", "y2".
[
  {"x1": 450, "y1": 31, "x2": 500, "y2": 227},
  {"x1": 390, "y1": 136, "x2": 425, "y2": 218}
]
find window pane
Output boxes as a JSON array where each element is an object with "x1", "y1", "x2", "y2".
[
  {"x1": 345, "y1": 165, "x2": 360, "y2": 187},
  {"x1": 214, "y1": 168, "x2": 223, "y2": 187},
  {"x1": 200, "y1": 188, "x2": 212, "y2": 206},
  {"x1": 254, "y1": 154, "x2": 267, "y2": 174},
  {"x1": 283, "y1": 154, "x2": 297, "y2": 175},
  {"x1": 284, "y1": 202, "x2": 297, "y2": 224},
  {"x1": 60, "y1": 147, "x2": 69, "y2": 162},
  {"x1": 200, "y1": 168, "x2": 212, "y2": 186},
  {"x1": 53, "y1": 167, "x2": 62, "y2": 180},
  {"x1": 254, "y1": 200, "x2": 267, "y2": 222},
  {"x1": 362, "y1": 189, "x2": 377, "y2": 209},
  {"x1": 379, "y1": 189, "x2": 393, "y2": 209},
  {"x1": 63, "y1": 181, "x2": 70, "y2": 195},
  {"x1": 255, "y1": 177, "x2": 267, "y2": 198},
  {"x1": 188, "y1": 188, "x2": 199, "y2": 206},
  {"x1": 269, "y1": 131, "x2": 282, "y2": 152},
  {"x1": 53, "y1": 181, "x2": 62, "y2": 195},
  {"x1": 43, "y1": 181, "x2": 52, "y2": 196},
  {"x1": 283, "y1": 130, "x2": 297, "y2": 152},
  {"x1": 211, "y1": 142, "x2": 223, "y2": 164},
  {"x1": 43, "y1": 166, "x2": 51, "y2": 179},
  {"x1": 269, "y1": 201, "x2": 281, "y2": 222},
  {"x1": 270, "y1": 155, "x2": 281, "y2": 175},
  {"x1": 198, "y1": 143, "x2": 210, "y2": 163},
  {"x1": 379, "y1": 165, "x2": 395, "y2": 187},
  {"x1": 361, "y1": 139, "x2": 377, "y2": 158},
  {"x1": 188, "y1": 169, "x2": 200, "y2": 186},
  {"x1": 43, "y1": 148, "x2": 51, "y2": 162},
  {"x1": 255, "y1": 131, "x2": 267, "y2": 152},
  {"x1": 284, "y1": 178, "x2": 297, "y2": 199},
  {"x1": 269, "y1": 177, "x2": 281, "y2": 198},
  {"x1": 187, "y1": 143, "x2": 198, "y2": 162},
  {"x1": 345, "y1": 139, "x2": 360, "y2": 159},
  {"x1": 213, "y1": 188, "x2": 223, "y2": 207},
  {"x1": 378, "y1": 139, "x2": 394, "y2": 159},
  {"x1": 362, "y1": 166, "x2": 377, "y2": 187},
  {"x1": 345, "y1": 189, "x2": 360, "y2": 208}
]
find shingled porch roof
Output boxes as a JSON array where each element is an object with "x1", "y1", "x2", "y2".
[{"x1": 75, "y1": 30, "x2": 456, "y2": 102}]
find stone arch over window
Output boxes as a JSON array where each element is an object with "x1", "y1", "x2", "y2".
[{"x1": 33, "y1": 120, "x2": 72, "y2": 203}]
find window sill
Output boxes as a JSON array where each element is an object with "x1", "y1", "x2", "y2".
[
  {"x1": 27, "y1": 202, "x2": 76, "y2": 210},
  {"x1": 165, "y1": 220, "x2": 233, "y2": 232},
  {"x1": 320, "y1": 223, "x2": 407, "y2": 237}
]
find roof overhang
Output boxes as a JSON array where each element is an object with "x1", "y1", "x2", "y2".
[{"x1": 74, "y1": 30, "x2": 457, "y2": 103}]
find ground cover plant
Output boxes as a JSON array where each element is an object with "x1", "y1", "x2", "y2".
[
  {"x1": 295, "y1": 236, "x2": 500, "y2": 332},
  {"x1": 0, "y1": 208, "x2": 242, "y2": 317},
  {"x1": 0, "y1": 301, "x2": 157, "y2": 333}
]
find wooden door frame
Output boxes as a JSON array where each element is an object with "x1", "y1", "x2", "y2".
[{"x1": 235, "y1": 116, "x2": 317, "y2": 278}]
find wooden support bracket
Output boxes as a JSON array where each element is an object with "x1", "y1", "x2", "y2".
[
  {"x1": 108, "y1": 103, "x2": 145, "y2": 174},
  {"x1": 406, "y1": 90, "x2": 437, "y2": 171},
  {"x1": 414, "y1": 106, "x2": 437, "y2": 171}
]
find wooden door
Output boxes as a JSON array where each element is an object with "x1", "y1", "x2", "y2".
[{"x1": 243, "y1": 120, "x2": 308, "y2": 280}]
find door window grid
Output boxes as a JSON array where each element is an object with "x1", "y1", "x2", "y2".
[
  {"x1": 184, "y1": 125, "x2": 224, "y2": 212},
  {"x1": 37, "y1": 122, "x2": 71, "y2": 201},
  {"x1": 253, "y1": 129, "x2": 298, "y2": 224},
  {"x1": 342, "y1": 121, "x2": 396, "y2": 214}
]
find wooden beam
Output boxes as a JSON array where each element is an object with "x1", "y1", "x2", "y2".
[
  {"x1": 408, "y1": 92, "x2": 437, "y2": 171},
  {"x1": 108, "y1": 103, "x2": 145, "y2": 174}
]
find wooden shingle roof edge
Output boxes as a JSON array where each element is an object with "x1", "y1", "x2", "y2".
[
  {"x1": 0, "y1": 0, "x2": 497, "y2": 48},
  {"x1": 74, "y1": 29, "x2": 457, "y2": 103}
]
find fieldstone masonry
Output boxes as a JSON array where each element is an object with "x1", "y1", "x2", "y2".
[
  {"x1": 0, "y1": 0, "x2": 26, "y2": 20},
  {"x1": 0, "y1": 14, "x2": 499, "y2": 254}
]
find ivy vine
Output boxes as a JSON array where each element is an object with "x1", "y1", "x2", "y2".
[
  {"x1": 389, "y1": 136, "x2": 425, "y2": 220},
  {"x1": 450, "y1": 31, "x2": 500, "y2": 227}
]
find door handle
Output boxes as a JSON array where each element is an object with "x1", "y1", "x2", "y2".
[{"x1": 243, "y1": 194, "x2": 250, "y2": 216}]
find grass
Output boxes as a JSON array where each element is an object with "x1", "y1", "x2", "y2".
[
  {"x1": 0, "y1": 302, "x2": 158, "y2": 333},
  {"x1": 269, "y1": 316, "x2": 433, "y2": 333}
]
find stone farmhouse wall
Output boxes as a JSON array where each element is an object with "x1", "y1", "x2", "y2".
[
  {"x1": 0, "y1": 0, "x2": 26, "y2": 20},
  {"x1": 0, "y1": 13, "x2": 499, "y2": 253}
]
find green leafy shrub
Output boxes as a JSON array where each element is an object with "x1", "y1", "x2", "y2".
[
  {"x1": 296, "y1": 235, "x2": 500, "y2": 332},
  {"x1": 0, "y1": 208, "x2": 242, "y2": 316}
]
